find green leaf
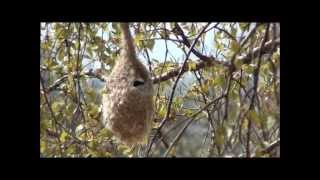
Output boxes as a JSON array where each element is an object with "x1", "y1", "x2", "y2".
[
  {"x1": 87, "y1": 46, "x2": 93, "y2": 57},
  {"x1": 242, "y1": 64, "x2": 255, "y2": 74},
  {"x1": 75, "y1": 41, "x2": 80, "y2": 50},
  {"x1": 188, "y1": 62, "x2": 197, "y2": 71},
  {"x1": 60, "y1": 131, "x2": 69, "y2": 143},
  {"x1": 215, "y1": 125, "x2": 226, "y2": 146},
  {"x1": 241, "y1": 118, "x2": 249, "y2": 129},
  {"x1": 43, "y1": 58, "x2": 58, "y2": 70},
  {"x1": 216, "y1": 30, "x2": 222, "y2": 39},
  {"x1": 214, "y1": 76, "x2": 225, "y2": 86},
  {"x1": 86, "y1": 89, "x2": 96, "y2": 101},
  {"x1": 230, "y1": 40, "x2": 240, "y2": 52},
  {"x1": 267, "y1": 116, "x2": 276, "y2": 129},
  {"x1": 134, "y1": 33, "x2": 144, "y2": 49},
  {"x1": 173, "y1": 97, "x2": 183, "y2": 109},
  {"x1": 40, "y1": 139, "x2": 47, "y2": 153},
  {"x1": 184, "y1": 108, "x2": 194, "y2": 117},
  {"x1": 40, "y1": 119, "x2": 50, "y2": 134},
  {"x1": 104, "y1": 152, "x2": 112, "y2": 157},
  {"x1": 146, "y1": 39, "x2": 155, "y2": 51},
  {"x1": 249, "y1": 110, "x2": 260, "y2": 126},
  {"x1": 190, "y1": 24, "x2": 196, "y2": 36},
  {"x1": 87, "y1": 103, "x2": 99, "y2": 119},
  {"x1": 239, "y1": 23, "x2": 248, "y2": 32},
  {"x1": 41, "y1": 42, "x2": 50, "y2": 50},
  {"x1": 117, "y1": 144, "x2": 130, "y2": 153},
  {"x1": 202, "y1": 83, "x2": 209, "y2": 94},
  {"x1": 231, "y1": 26, "x2": 237, "y2": 38},
  {"x1": 58, "y1": 49, "x2": 65, "y2": 61},
  {"x1": 67, "y1": 72, "x2": 74, "y2": 85},
  {"x1": 215, "y1": 41, "x2": 223, "y2": 51},
  {"x1": 158, "y1": 104, "x2": 167, "y2": 118},
  {"x1": 272, "y1": 49, "x2": 280, "y2": 64},
  {"x1": 75, "y1": 124, "x2": 84, "y2": 136},
  {"x1": 98, "y1": 128, "x2": 113, "y2": 139},
  {"x1": 234, "y1": 58, "x2": 243, "y2": 69},
  {"x1": 65, "y1": 144, "x2": 76, "y2": 155},
  {"x1": 123, "y1": 147, "x2": 134, "y2": 155},
  {"x1": 52, "y1": 101, "x2": 63, "y2": 112}
]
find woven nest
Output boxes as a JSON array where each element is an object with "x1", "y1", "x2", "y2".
[{"x1": 102, "y1": 54, "x2": 154, "y2": 146}]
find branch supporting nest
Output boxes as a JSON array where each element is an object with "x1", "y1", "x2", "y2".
[
  {"x1": 152, "y1": 38, "x2": 280, "y2": 84},
  {"x1": 43, "y1": 38, "x2": 279, "y2": 92}
]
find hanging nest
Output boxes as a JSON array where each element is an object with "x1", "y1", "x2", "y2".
[{"x1": 101, "y1": 23, "x2": 154, "y2": 146}]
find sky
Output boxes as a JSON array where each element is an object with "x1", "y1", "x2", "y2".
[
  {"x1": 40, "y1": 22, "x2": 254, "y2": 95},
  {"x1": 92, "y1": 23, "x2": 217, "y2": 69},
  {"x1": 41, "y1": 23, "x2": 250, "y2": 71}
]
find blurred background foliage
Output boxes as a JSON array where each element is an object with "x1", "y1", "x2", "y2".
[{"x1": 40, "y1": 22, "x2": 280, "y2": 157}]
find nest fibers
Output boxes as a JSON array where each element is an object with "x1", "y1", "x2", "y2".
[{"x1": 101, "y1": 23, "x2": 154, "y2": 146}]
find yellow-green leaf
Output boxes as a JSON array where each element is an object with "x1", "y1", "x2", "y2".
[
  {"x1": 214, "y1": 76, "x2": 225, "y2": 86},
  {"x1": 60, "y1": 131, "x2": 69, "y2": 143},
  {"x1": 52, "y1": 101, "x2": 63, "y2": 112},
  {"x1": 158, "y1": 104, "x2": 167, "y2": 118},
  {"x1": 58, "y1": 49, "x2": 65, "y2": 61},
  {"x1": 202, "y1": 83, "x2": 209, "y2": 94},
  {"x1": 242, "y1": 64, "x2": 255, "y2": 74},
  {"x1": 230, "y1": 40, "x2": 240, "y2": 52},
  {"x1": 215, "y1": 125, "x2": 226, "y2": 146},
  {"x1": 146, "y1": 39, "x2": 155, "y2": 50},
  {"x1": 234, "y1": 58, "x2": 243, "y2": 69},
  {"x1": 75, "y1": 124, "x2": 84, "y2": 136},
  {"x1": 40, "y1": 140, "x2": 47, "y2": 153},
  {"x1": 249, "y1": 110, "x2": 260, "y2": 127},
  {"x1": 98, "y1": 128, "x2": 113, "y2": 139},
  {"x1": 117, "y1": 144, "x2": 130, "y2": 153},
  {"x1": 188, "y1": 62, "x2": 197, "y2": 71},
  {"x1": 239, "y1": 23, "x2": 248, "y2": 32},
  {"x1": 134, "y1": 33, "x2": 144, "y2": 48}
]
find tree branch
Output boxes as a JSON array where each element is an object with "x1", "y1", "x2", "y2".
[
  {"x1": 174, "y1": 23, "x2": 230, "y2": 65},
  {"x1": 45, "y1": 70, "x2": 106, "y2": 92},
  {"x1": 43, "y1": 35, "x2": 279, "y2": 93},
  {"x1": 260, "y1": 139, "x2": 280, "y2": 155},
  {"x1": 246, "y1": 24, "x2": 270, "y2": 157},
  {"x1": 163, "y1": 94, "x2": 225, "y2": 157},
  {"x1": 146, "y1": 23, "x2": 211, "y2": 156},
  {"x1": 152, "y1": 38, "x2": 279, "y2": 84},
  {"x1": 213, "y1": 26, "x2": 237, "y2": 42},
  {"x1": 239, "y1": 38, "x2": 280, "y2": 64}
]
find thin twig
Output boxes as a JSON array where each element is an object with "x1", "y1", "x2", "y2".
[
  {"x1": 44, "y1": 38, "x2": 279, "y2": 92},
  {"x1": 146, "y1": 23, "x2": 211, "y2": 156},
  {"x1": 260, "y1": 139, "x2": 280, "y2": 155},
  {"x1": 152, "y1": 38, "x2": 279, "y2": 84},
  {"x1": 40, "y1": 73, "x2": 63, "y2": 155},
  {"x1": 213, "y1": 25, "x2": 237, "y2": 42},
  {"x1": 163, "y1": 94, "x2": 225, "y2": 157},
  {"x1": 163, "y1": 118, "x2": 195, "y2": 157},
  {"x1": 246, "y1": 24, "x2": 270, "y2": 157}
]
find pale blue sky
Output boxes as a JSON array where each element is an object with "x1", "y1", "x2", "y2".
[
  {"x1": 91, "y1": 23, "x2": 217, "y2": 69},
  {"x1": 41, "y1": 23, "x2": 251, "y2": 73},
  {"x1": 41, "y1": 22, "x2": 252, "y2": 95}
]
